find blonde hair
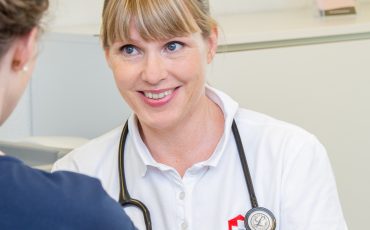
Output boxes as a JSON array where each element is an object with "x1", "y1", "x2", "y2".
[{"x1": 101, "y1": 0, "x2": 216, "y2": 48}]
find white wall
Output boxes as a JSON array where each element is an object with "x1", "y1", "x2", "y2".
[
  {"x1": 211, "y1": 0, "x2": 370, "y2": 15},
  {"x1": 211, "y1": 0, "x2": 312, "y2": 15},
  {"x1": 47, "y1": 0, "x2": 370, "y2": 27},
  {"x1": 47, "y1": 0, "x2": 104, "y2": 27},
  {"x1": 47, "y1": 0, "x2": 312, "y2": 26}
]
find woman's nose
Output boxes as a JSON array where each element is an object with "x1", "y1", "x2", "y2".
[{"x1": 141, "y1": 53, "x2": 167, "y2": 85}]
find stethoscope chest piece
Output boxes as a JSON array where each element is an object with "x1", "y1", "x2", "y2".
[{"x1": 244, "y1": 207, "x2": 276, "y2": 230}]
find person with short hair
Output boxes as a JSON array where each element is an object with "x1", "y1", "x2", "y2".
[{"x1": 0, "y1": 0, "x2": 135, "y2": 229}]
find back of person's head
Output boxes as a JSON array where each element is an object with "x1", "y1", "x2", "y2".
[
  {"x1": 0, "y1": 0, "x2": 48, "y2": 125},
  {"x1": 101, "y1": 0, "x2": 216, "y2": 48},
  {"x1": 0, "y1": 0, "x2": 49, "y2": 60}
]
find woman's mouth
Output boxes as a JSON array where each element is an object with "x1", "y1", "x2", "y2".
[
  {"x1": 140, "y1": 87, "x2": 179, "y2": 107},
  {"x1": 143, "y1": 89, "x2": 174, "y2": 100}
]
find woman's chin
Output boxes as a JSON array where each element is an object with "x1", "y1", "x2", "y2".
[{"x1": 138, "y1": 114, "x2": 180, "y2": 132}]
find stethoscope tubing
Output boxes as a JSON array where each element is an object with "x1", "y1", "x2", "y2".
[
  {"x1": 118, "y1": 119, "x2": 274, "y2": 230},
  {"x1": 118, "y1": 122, "x2": 152, "y2": 230},
  {"x1": 231, "y1": 120, "x2": 258, "y2": 209}
]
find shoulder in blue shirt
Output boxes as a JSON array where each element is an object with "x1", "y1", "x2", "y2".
[{"x1": 0, "y1": 156, "x2": 135, "y2": 230}]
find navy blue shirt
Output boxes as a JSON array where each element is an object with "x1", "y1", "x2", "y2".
[{"x1": 0, "y1": 156, "x2": 135, "y2": 230}]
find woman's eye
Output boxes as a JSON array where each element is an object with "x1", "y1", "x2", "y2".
[
  {"x1": 166, "y1": 41, "x2": 183, "y2": 52},
  {"x1": 120, "y1": 45, "x2": 139, "y2": 56}
]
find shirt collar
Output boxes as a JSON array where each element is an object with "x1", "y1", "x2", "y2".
[
  {"x1": 127, "y1": 85, "x2": 239, "y2": 176},
  {"x1": 201, "y1": 85, "x2": 239, "y2": 167},
  {"x1": 128, "y1": 116, "x2": 172, "y2": 177}
]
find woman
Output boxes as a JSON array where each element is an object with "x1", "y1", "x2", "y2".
[
  {"x1": 0, "y1": 0, "x2": 134, "y2": 229},
  {"x1": 53, "y1": 0, "x2": 348, "y2": 229}
]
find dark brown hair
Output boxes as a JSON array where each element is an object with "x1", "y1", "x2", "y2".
[{"x1": 0, "y1": 0, "x2": 49, "y2": 59}]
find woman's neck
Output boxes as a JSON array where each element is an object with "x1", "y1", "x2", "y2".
[{"x1": 139, "y1": 96, "x2": 224, "y2": 177}]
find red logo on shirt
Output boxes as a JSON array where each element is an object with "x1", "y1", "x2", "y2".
[{"x1": 228, "y1": 215, "x2": 246, "y2": 230}]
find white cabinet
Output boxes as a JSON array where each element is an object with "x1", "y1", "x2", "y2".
[
  {"x1": 207, "y1": 5, "x2": 370, "y2": 229},
  {"x1": 30, "y1": 34, "x2": 131, "y2": 138},
  {"x1": 208, "y1": 39, "x2": 370, "y2": 230}
]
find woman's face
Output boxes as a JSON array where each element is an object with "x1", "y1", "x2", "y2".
[{"x1": 106, "y1": 23, "x2": 217, "y2": 130}]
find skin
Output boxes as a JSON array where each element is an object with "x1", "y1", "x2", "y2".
[
  {"x1": 105, "y1": 23, "x2": 224, "y2": 176},
  {"x1": 0, "y1": 28, "x2": 38, "y2": 126}
]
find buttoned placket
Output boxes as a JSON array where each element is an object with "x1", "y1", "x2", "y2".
[
  {"x1": 180, "y1": 165, "x2": 209, "y2": 230},
  {"x1": 176, "y1": 184, "x2": 188, "y2": 230},
  {"x1": 166, "y1": 171, "x2": 188, "y2": 230},
  {"x1": 161, "y1": 164, "x2": 209, "y2": 230}
]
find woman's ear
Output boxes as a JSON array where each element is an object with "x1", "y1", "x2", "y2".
[
  {"x1": 207, "y1": 26, "x2": 218, "y2": 64},
  {"x1": 11, "y1": 27, "x2": 38, "y2": 72}
]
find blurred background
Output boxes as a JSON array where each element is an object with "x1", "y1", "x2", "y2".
[{"x1": 1, "y1": 0, "x2": 369, "y2": 229}]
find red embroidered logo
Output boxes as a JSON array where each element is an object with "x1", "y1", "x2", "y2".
[{"x1": 228, "y1": 215, "x2": 246, "y2": 230}]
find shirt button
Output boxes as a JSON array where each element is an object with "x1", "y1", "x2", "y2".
[
  {"x1": 178, "y1": 191, "x2": 185, "y2": 200},
  {"x1": 181, "y1": 222, "x2": 188, "y2": 230}
]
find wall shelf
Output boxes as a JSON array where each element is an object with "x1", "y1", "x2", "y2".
[{"x1": 215, "y1": 2, "x2": 370, "y2": 51}]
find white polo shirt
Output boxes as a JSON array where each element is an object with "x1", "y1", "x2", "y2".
[{"x1": 53, "y1": 86, "x2": 347, "y2": 230}]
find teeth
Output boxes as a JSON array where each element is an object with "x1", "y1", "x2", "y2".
[{"x1": 144, "y1": 89, "x2": 173, "y2": 100}]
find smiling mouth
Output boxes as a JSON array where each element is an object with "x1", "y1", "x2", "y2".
[{"x1": 141, "y1": 87, "x2": 178, "y2": 100}]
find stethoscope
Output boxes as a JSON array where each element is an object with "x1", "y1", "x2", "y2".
[{"x1": 118, "y1": 119, "x2": 276, "y2": 230}]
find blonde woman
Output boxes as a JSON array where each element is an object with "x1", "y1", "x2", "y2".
[
  {"x1": 0, "y1": 0, "x2": 134, "y2": 229},
  {"x1": 53, "y1": 0, "x2": 347, "y2": 229}
]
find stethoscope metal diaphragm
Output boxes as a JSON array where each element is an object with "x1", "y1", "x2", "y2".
[{"x1": 245, "y1": 207, "x2": 276, "y2": 230}]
